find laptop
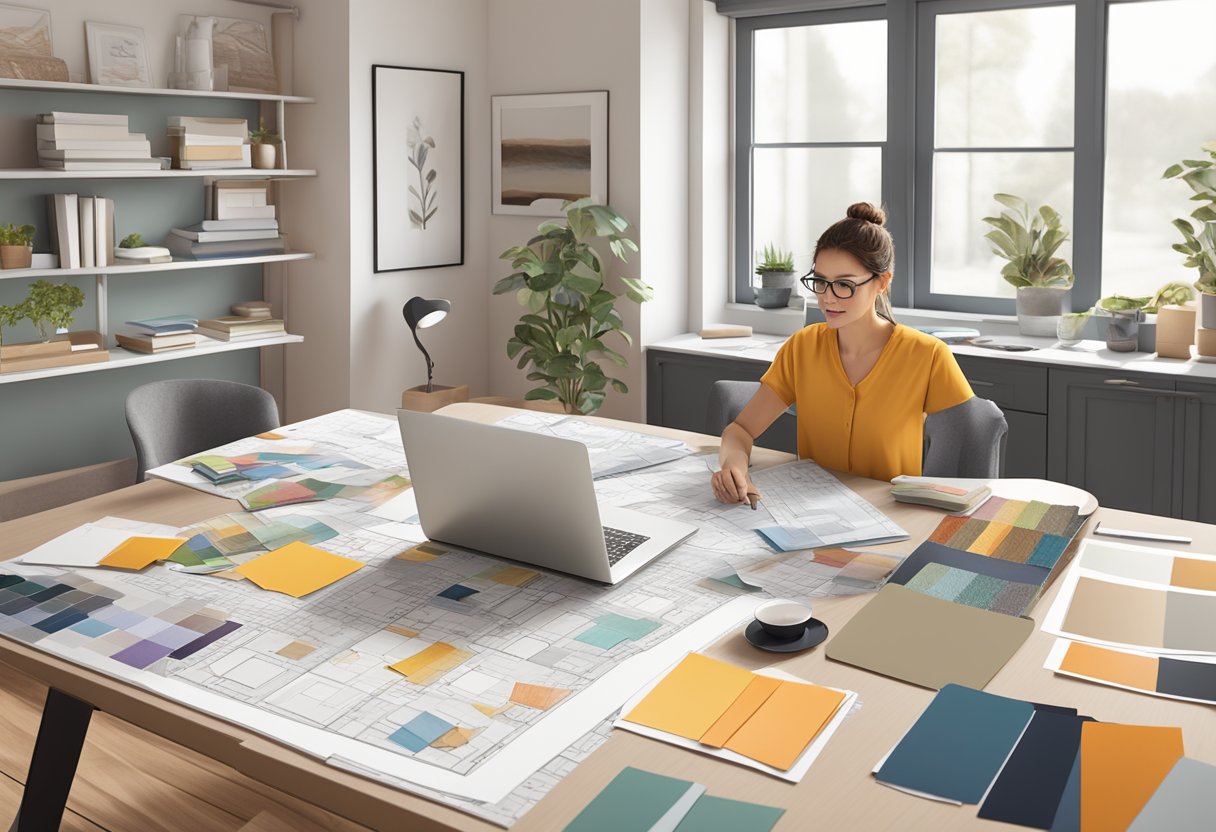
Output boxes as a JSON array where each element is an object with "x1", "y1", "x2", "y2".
[{"x1": 397, "y1": 410, "x2": 697, "y2": 584}]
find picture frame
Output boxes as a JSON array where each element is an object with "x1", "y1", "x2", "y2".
[
  {"x1": 85, "y1": 21, "x2": 150, "y2": 88},
  {"x1": 491, "y1": 91, "x2": 608, "y2": 217},
  {"x1": 0, "y1": 3, "x2": 67, "y2": 82},
  {"x1": 372, "y1": 64, "x2": 464, "y2": 273},
  {"x1": 176, "y1": 15, "x2": 278, "y2": 93}
]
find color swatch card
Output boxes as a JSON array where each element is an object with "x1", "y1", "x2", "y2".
[
  {"x1": 1076, "y1": 538, "x2": 1216, "y2": 592},
  {"x1": 233, "y1": 541, "x2": 363, "y2": 597},
  {"x1": 826, "y1": 583, "x2": 1034, "y2": 690},
  {"x1": 1043, "y1": 563, "x2": 1216, "y2": 655},
  {"x1": 617, "y1": 652, "x2": 855, "y2": 780},
  {"x1": 874, "y1": 684, "x2": 1035, "y2": 804},
  {"x1": 1127, "y1": 758, "x2": 1216, "y2": 832},
  {"x1": 562, "y1": 767, "x2": 705, "y2": 832},
  {"x1": 888, "y1": 540, "x2": 1050, "y2": 591},
  {"x1": 977, "y1": 708, "x2": 1094, "y2": 828},
  {"x1": 563, "y1": 767, "x2": 785, "y2": 832},
  {"x1": 1079, "y1": 722, "x2": 1183, "y2": 832},
  {"x1": 1046, "y1": 639, "x2": 1216, "y2": 706},
  {"x1": 928, "y1": 498, "x2": 1083, "y2": 575},
  {"x1": 19, "y1": 524, "x2": 158, "y2": 569}
]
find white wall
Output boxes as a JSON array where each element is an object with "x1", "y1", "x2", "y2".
[{"x1": 345, "y1": 0, "x2": 491, "y2": 414}]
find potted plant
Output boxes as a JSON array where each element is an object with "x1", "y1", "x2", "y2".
[
  {"x1": 754, "y1": 243, "x2": 796, "y2": 309},
  {"x1": 1163, "y1": 142, "x2": 1216, "y2": 325},
  {"x1": 1146, "y1": 280, "x2": 1195, "y2": 313},
  {"x1": 982, "y1": 193, "x2": 1074, "y2": 336},
  {"x1": 0, "y1": 302, "x2": 23, "y2": 360},
  {"x1": 0, "y1": 223, "x2": 35, "y2": 269},
  {"x1": 249, "y1": 117, "x2": 279, "y2": 170},
  {"x1": 21, "y1": 279, "x2": 85, "y2": 341},
  {"x1": 493, "y1": 199, "x2": 652, "y2": 415},
  {"x1": 1056, "y1": 310, "x2": 1092, "y2": 347},
  {"x1": 1095, "y1": 294, "x2": 1151, "y2": 352}
]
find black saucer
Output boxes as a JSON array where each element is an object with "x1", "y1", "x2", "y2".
[{"x1": 744, "y1": 618, "x2": 829, "y2": 653}]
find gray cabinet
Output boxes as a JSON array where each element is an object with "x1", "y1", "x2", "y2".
[
  {"x1": 1179, "y1": 381, "x2": 1216, "y2": 524},
  {"x1": 1048, "y1": 369, "x2": 1183, "y2": 516},
  {"x1": 955, "y1": 356, "x2": 1047, "y2": 479},
  {"x1": 646, "y1": 349, "x2": 797, "y2": 452}
]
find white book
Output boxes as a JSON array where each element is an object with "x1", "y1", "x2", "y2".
[
  {"x1": 40, "y1": 159, "x2": 163, "y2": 171},
  {"x1": 39, "y1": 148, "x2": 156, "y2": 160},
  {"x1": 36, "y1": 122, "x2": 132, "y2": 141},
  {"x1": 62, "y1": 194, "x2": 80, "y2": 269},
  {"x1": 170, "y1": 132, "x2": 247, "y2": 147},
  {"x1": 170, "y1": 227, "x2": 280, "y2": 243},
  {"x1": 167, "y1": 116, "x2": 248, "y2": 138},
  {"x1": 179, "y1": 145, "x2": 252, "y2": 170},
  {"x1": 215, "y1": 205, "x2": 277, "y2": 220},
  {"x1": 96, "y1": 198, "x2": 113, "y2": 267},
  {"x1": 216, "y1": 188, "x2": 268, "y2": 208},
  {"x1": 79, "y1": 197, "x2": 95, "y2": 269},
  {"x1": 200, "y1": 218, "x2": 278, "y2": 231},
  {"x1": 38, "y1": 136, "x2": 151, "y2": 152},
  {"x1": 39, "y1": 112, "x2": 129, "y2": 126}
]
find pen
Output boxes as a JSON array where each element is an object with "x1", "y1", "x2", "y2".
[{"x1": 747, "y1": 487, "x2": 761, "y2": 511}]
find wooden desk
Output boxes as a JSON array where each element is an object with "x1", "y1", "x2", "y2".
[{"x1": 1, "y1": 405, "x2": 1212, "y2": 831}]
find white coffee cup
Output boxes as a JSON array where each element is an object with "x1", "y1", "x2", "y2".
[{"x1": 754, "y1": 599, "x2": 813, "y2": 640}]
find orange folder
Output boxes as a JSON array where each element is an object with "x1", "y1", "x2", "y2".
[{"x1": 1080, "y1": 722, "x2": 1183, "y2": 832}]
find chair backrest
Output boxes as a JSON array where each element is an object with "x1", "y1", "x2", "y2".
[
  {"x1": 706, "y1": 379, "x2": 763, "y2": 437},
  {"x1": 923, "y1": 396, "x2": 1008, "y2": 479},
  {"x1": 706, "y1": 379, "x2": 1007, "y2": 478},
  {"x1": 126, "y1": 379, "x2": 281, "y2": 481}
]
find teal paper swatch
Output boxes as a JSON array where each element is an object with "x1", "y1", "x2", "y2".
[
  {"x1": 673, "y1": 794, "x2": 785, "y2": 832},
  {"x1": 564, "y1": 767, "x2": 704, "y2": 832}
]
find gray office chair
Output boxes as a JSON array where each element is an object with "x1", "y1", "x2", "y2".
[
  {"x1": 705, "y1": 380, "x2": 1008, "y2": 478},
  {"x1": 126, "y1": 379, "x2": 281, "y2": 481}
]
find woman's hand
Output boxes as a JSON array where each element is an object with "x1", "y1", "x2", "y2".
[{"x1": 711, "y1": 461, "x2": 752, "y2": 504}]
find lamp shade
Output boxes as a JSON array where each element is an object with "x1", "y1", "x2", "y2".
[{"x1": 403, "y1": 297, "x2": 451, "y2": 332}]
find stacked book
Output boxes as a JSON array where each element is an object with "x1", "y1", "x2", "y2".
[
  {"x1": 890, "y1": 475, "x2": 992, "y2": 512},
  {"x1": 115, "y1": 315, "x2": 199, "y2": 354},
  {"x1": 163, "y1": 179, "x2": 284, "y2": 260},
  {"x1": 45, "y1": 194, "x2": 115, "y2": 269},
  {"x1": 37, "y1": 112, "x2": 159, "y2": 171},
  {"x1": 168, "y1": 116, "x2": 250, "y2": 170},
  {"x1": 196, "y1": 315, "x2": 285, "y2": 342}
]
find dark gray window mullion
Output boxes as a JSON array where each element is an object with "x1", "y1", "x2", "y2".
[
  {"x1": 734, "y1": 21, "x2": 755, "y2": 303},
  {"x1": 886, "y1": 0, "x2": 915, "y2": 308},
  {"x1": 1072, "y1": 0, "x2": 1105, "y2": 311},
  {"x1": 912, "y1": 0, "x2": 942, "y2": 311}
]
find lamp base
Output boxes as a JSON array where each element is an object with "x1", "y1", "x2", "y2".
[{"x1": 401, "y1": 383, "x2": 469, "y2": 413}]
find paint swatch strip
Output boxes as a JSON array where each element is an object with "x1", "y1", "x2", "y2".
[
  {"x1": 905, "y1": 564, "x2": 1039, "y2": 617},
  {"x1": 1079, "y1": 540, "x2": 1216, "y2": 592},
  {"x1": 1058, "y1": 575, "x2": 1216, "y2": 654},
  {"x1": 1048, "y1": 639, "x2": 1216, "y2": 705}
]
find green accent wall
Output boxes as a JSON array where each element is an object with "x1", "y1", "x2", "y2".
[{"x1": 0, "y1": 88, "x2": 265, "y2": 480}]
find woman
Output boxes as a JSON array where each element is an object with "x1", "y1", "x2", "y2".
[{"x1": 711, "y1": 202, "x2": 974, "y2": 505}]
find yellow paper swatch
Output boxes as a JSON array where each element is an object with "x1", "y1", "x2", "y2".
[
  {"x1": 624, "y1": 652, "x2": 757, "y2": 740},
  {"x1": 724, "y1": 680, "x2": 846, "y2": 770},
  {"x1": 99, "y1": 536, "x2": 182, "y2": 570},
  {"x1": 387, "y1": 642, "x2": 472, "y2": 684},
  {"x1": 699, "y1": 675, "x2": 781, "y2": 748},
  {"x1": 234, "y1": 541, "x2": 363, "y2": 597}
]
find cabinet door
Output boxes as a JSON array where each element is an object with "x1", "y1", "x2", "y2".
[
  {"x1": 646, "y1": 350, "x2": 797, "y2": 452},
  {"x1": 1179, "y1": 381, "x2": 1216, "y2": 524},
  {"x1": 1001, "y1": 411, "x2": 1048, "y2": 479},
  {"x1": 1048, "y1": 369, "x2": 1179, "y2": 516}
]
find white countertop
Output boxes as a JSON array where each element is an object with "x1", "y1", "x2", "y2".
[{"x1": 647, "y1": 331, "x2": 1216, "y2": 381}]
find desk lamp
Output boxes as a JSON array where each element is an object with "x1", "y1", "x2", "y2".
[{"x1": 403, "y1": 296, "x2": 451, "y2": 393}]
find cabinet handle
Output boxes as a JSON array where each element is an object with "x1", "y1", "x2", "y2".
[
  {"x1": 1101, "y1": 385, "x2": 1199, "y2": 399},
  {"x1": 969, "y1": 379, "x2": 995, "y2": 389},
  {"x1": 1103, "y1": 378, "x2": 1138, "y2": 386}
]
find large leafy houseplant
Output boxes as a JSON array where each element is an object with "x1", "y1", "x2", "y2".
[
  {"x1": 22, "y1": 279, "x2": 85, "y2": 341},
  {"x1": 1163, "y1": 141, "x2": 1216, "y2": 295},
  {"x1": 982, "y1": 193, "x2": 1074, "y2": 288},
  {"x1": 493, "y1": 199, "x2": 652, "y2": 415}
]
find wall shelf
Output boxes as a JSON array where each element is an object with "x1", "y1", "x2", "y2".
[
  {"x1": 0, "y1": 76, "x2": 314, "y2": 104},
  {"x1": 0, "y1": 169, "x2": 316, "y2": 180},
  {"x1": 0, "y1": 252, "x2": 315, "y2": 281},
  {"x1": 0, "y1": 334, "x2": 304, "y2": 384}
]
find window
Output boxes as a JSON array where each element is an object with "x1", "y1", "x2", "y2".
[
  {"x1": 732, "y1": 0, "x2": 1212, "y2": 314},
  {"x1": 735, "y1": 9, "x2": 887, "y2": 304}
]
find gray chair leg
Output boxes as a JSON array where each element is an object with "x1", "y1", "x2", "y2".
[{"x1": 11, "y1": 688, "x2": 94, "y2": 832}]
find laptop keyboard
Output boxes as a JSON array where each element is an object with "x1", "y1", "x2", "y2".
[{"x1": 603, "y1": 526, "x2": 651, "y2": 565}]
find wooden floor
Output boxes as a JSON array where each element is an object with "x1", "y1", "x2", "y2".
[{"x1": 0, "y1": 666, "x2": 371, "y2": 832}]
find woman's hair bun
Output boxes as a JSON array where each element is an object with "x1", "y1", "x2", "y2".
[{"x1": 846, "y1": 202, "x2": 886, "y2": 226}]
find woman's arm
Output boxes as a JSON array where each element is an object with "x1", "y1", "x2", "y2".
[{"x1": 711, "y1": 383, "x2": 790, "y2": 504}]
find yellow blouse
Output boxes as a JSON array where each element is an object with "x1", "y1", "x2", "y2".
[{"x1": 760, "y1": 323, "x2": 974, "y2": 480}]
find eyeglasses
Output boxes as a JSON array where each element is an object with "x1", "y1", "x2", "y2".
[{"x1": 799, "y1": 271, "x2": 879, "y2": 299}]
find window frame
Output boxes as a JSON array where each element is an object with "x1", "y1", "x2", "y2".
[{"x1": 733, "y1": 0, "x2": 1126, "y2": 314}]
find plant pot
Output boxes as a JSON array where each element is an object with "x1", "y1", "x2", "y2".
[
  {"x1": 1200, "y1": 292, "x2": 1216, "y2": 330},
  {"x1": 1056, "y1": 312, "x2": 1091, "y2": 347},
  {"x1": 758, "y1": 270, "x2": 796, "y2": 289},
  {"x1": 756, "y1": 286, "x2": 792, "y2": 309},
  {"x1": 0, "y1": 245, "x2": 32, "y2": 270},
  {"x1": 252, "y1": 143, "x2": 277, "y2": 170},
  {"x1": 1103, "y1": 308, "x2": 1145, "y2": 352},
  {"x1": 1016, "y1": 286, "x2": 1070, "y2": 337}
]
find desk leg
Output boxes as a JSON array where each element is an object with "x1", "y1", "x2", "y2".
[{"x1": 10, "y1": 688, "x2": 94, "y2": 832}]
